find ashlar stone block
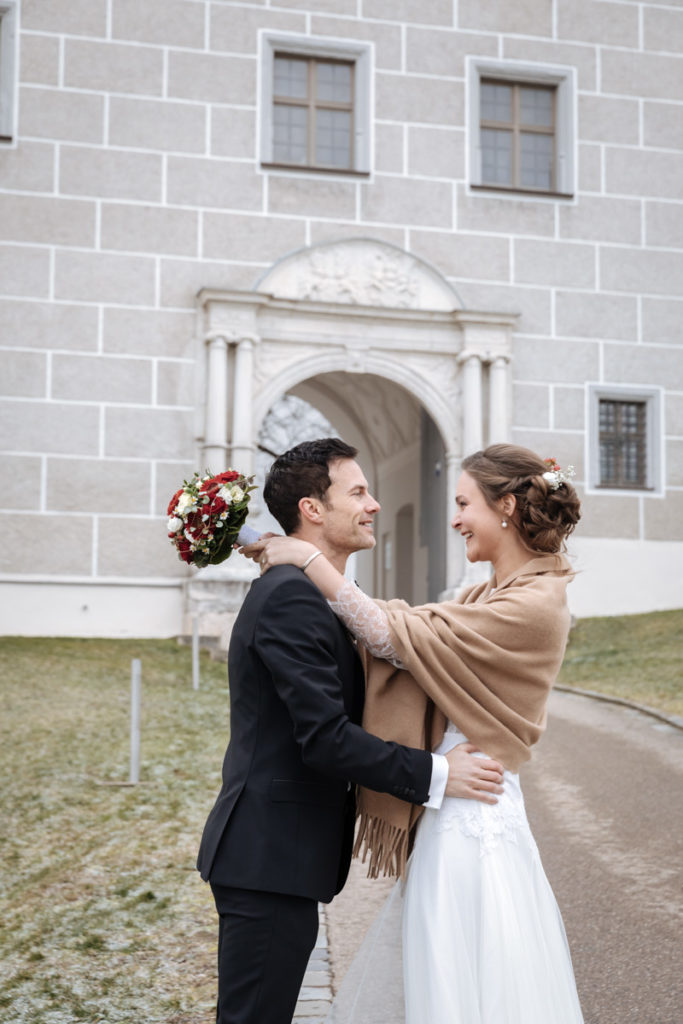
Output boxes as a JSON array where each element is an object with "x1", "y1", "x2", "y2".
[
  {"x1": 105, "y1": 407, "x2": 194, "y2": 460},
  {"x1": 407, "y1": 27, "x2": 497, "y2": 77},
  {"x1": 309, "y1": 221, "x2": 405, "y2": 248},
  {"x1": 0, "y1": 400, "x2": 100, "y2": 456},
  {"x1": 559, "y1": 195, "x2": 641, "y2": 245},
  {"x1": 601, "y1": 50, "x2": 683, "y2": 102},
  {"x1": 0, "y1": 245, "x2": 50, "y2": 299},
  {"x1": 364, "y1": 0, "x2": 454, "y2": 26},
  {"x1": 603, "y1": 342, "x2": 683, "y2": 391},
  {"x1": 578, "y1": 95, "x2": 639, "y2": 146},
  {"x1": 60, "y1": 145, "x2": 162, "y2": 202},
  {"x1": 0, "y1": 194, "x2": 96, "y2": 248},
  {"x1": 167, "y1": 156, "x2": 263, "y2": 212},
  {"x1": 51, "y1": 354, "x2": 153, "y2": 404},
  {"x1": 363, "y1": 175, "x2": 453, "y2": 228},
  {"x1": 0, "y1": 454, "x2": 42, "y2": 509},
  {"x1": 268, "y1": 175, "x2": 355, "y2": 220},
  {"x1": 64, "y1": 39, "x2": 163, "y2": 97},
  {"x1": 20, "y1": 33, "x2": 60, "y2": 86},
  {"x1": 555, "y1": 291, "x2": 638, "y2": 342},
  {"x1": 503, "y1": 38, "x2": 596, "y2": 91},
  {"x1": 156, "y1": 361, "x2": 195, "y2": 408},
  {"x1": 0, "y1": 300, "x2": 99, "y2": 351},
  {"x1": 408, "y1": 127, "x2": 465, "y2": 180},
  {"x1": 512, "y1": 336, "x2": 599, "y2": 384},
  {"x1": 641, "y1": 298, "x2": 683, "y2": 347},
  {"x1": 0, "y1": 350, "x2": 47, "y2": 397},
  {"x1": 665, "y1": 440, "x2": 683, "y2": 488},
  {"x1": 577, "y1": 143, "x2": 602, "y2": 194},
  {"x1": 601, "y1": 246, "x2": 683, "y2": 298},
  {"x1": 374, "y1": 123, "x2": 404, "y2": 174},
  {"x1": 457, "y1": 184, "x2": 555, "y2": 238},
  {"x1": 109, "y1": 97, "x2": 207, "y2": 155},
  {"x1": 0, "y1": 512, "x2": 93, "y2": 575},
  {"x1": 665, "y1": 394, "x2": 683, "y2": 436},
  {"x1": 376, "y1": 72, "x2": 463, "y2": 126},
  {"x1": 408, "y1": 229, "x2": 508, "y2": 282},
  {"x1": 160, "y1": 257, "x2": 265, "y2": 310},
  {"x1": 557, "y1": 0, "x2": 638, "y2": 47},
  {"x1": 510, "y1": 429, "x2": 584, "y2": 477},
  {"x1": 168, "y1": 51, "x2": 256, "y2": 105},
  {"x1": 46, "y1": 457, "x2": 152, "y2": 513},
  {"x1": 112, "y1": 0, "x2": 206, "y2": 49},
  {"x1": 459, "y1": 0, "x2": 552, "y2": 36},
  {"x1": 97, "y1": 516, "x2": 181, "y2": 577},
  {"x1": 0, "y1": 141, "x2": 56, "y2": 193},
  {"x1": 210, "y1": 108, "x2": 257, "y2": 160},
  {"x1": 311, "y1": 15, "x2": 402, "y2": 70},
  {"x1": 575, "y1": 492, "x2": 639, "y2": 540},
  {"x1": 210, "y1": 6, "x2": 306, "y2": 55},
  {"x1": 514, "y1": 239, "x2": 596, "y2": 289},
  {"x1": 19, "y1": 87, "x2": 105, "y2": 145},
  {"x1": 606, "y1": 147, "x2": 683, "y2": 200},
  {"x1": 55, "y1": 251, "x2": 156, "y2": 306},
  {"x1": 553, "y1": 386, "x2": 585, "y2": 432},
  {"x1": 644, "y1": 490, "x2": 683, "y2": 543},
  {"x1": 22, "y1": 0, "x2": 108, "y2": 37},
  {"x1": 513, "y1": 383, "x2": 550, "y2": 428},
  {"x1": 644, "y1": 101, "x2": 683, "y2": 151},
  {"x1": 100, "y1": 203, "x2": 199, "y2": 257},
  {"x1": 644, "y1": 7, "x2": 683, "y2": 55},
  {"x1": 202, "y1": 211, "x2": 306, "y2": 263},
  {"x1": 103, "y1": 308, "x2": 194, "y2": 359},
  {"x1": 645, "y1": 201, "x2": 683, "y2": 249},
  {"x1": 456, "y1": 283, "x2": 550, "y2": 337}
]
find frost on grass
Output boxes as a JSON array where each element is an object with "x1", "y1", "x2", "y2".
[{"x1": 0, "y1": 638, "x2": 229, "y2": 1024}]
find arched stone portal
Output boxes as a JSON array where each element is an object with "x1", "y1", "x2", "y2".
[{"x1": 189, "y1": 239, "x2": 517, "y2": 644}]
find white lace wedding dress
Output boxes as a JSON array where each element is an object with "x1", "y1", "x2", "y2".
[{"x1": 326, "y1": 582, "x2": 585, "y2": 1024}]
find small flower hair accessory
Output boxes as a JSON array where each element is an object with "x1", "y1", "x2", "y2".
[
  {"x1": 166, "y1": 469, "x2": 256, "y2": 567},
  {"x1": 542, "y1": 458, "x2": 575, "y2": 491}
]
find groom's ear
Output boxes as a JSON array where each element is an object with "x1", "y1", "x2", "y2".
[{"x1": 298, "y1": 495, "x2": 324, "y2": 525}]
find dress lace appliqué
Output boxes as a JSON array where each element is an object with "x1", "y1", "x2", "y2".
[{"x1": 328, "y1": 580, "x2": 403, "y2": 667}]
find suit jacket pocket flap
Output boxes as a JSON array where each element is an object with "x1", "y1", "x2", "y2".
[{"x1": 270, "y1": 779, "x2": 345, "y2": 806}]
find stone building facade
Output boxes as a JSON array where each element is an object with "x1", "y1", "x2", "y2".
[{"x1": 0, "y1": 0, "x2": 681, "y2": 639}]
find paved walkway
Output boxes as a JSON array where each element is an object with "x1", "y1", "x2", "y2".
[{"x1": 295, "y1": 690, "x2": 683, "y2": 1024}]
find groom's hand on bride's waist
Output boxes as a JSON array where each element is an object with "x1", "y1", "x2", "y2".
[{"x1": 443, "y1": 744, "x2": 504, "y2": 803}]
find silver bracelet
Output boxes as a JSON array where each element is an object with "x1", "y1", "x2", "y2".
[{"x1": 300, "y1": 549, "x2": 323, "y2": 572}]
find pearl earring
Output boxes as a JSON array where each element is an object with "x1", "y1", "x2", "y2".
[{"x1": 501, "y1": 519, "x2": 508, "y2": 528}]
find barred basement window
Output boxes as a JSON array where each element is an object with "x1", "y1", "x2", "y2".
[
  {"x1": 272, "y1": 54, "x2": 354, "y2": 171},
  {"x1": 480, "y1": 79, "x2": 556, "y2": 193},
  {"x1": 598, "y1": 399, "x2": 647, "y2": 489}
]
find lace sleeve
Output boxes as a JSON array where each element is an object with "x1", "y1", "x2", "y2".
[{"x1": 328, "y1": 579, "x2": 404, "y2": 668}]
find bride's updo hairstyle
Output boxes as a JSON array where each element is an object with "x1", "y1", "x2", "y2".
[{"x1": 461, "y1": 443, "x2": 581, "y2": 553}]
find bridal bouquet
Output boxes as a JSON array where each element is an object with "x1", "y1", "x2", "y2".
[{"x1": 166, "y1": 469, "x2": 256, "y2": 567}]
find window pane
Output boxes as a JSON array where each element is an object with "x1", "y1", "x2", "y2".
[
  {"x1": 481, "y1": 82, "x2": 512, "y2": 123},
  {"x1": 520, "y1": 132, "x2": 553, "y2": 189},
  {"x1": 520, "y1": 86, "x2": 553, "y2": 127},
  {"x1": 315, "y1": 108, "x2": 351, "y2": 168},
  {"x1": 481, "y1": 128, "x2": 512, "y2": 185},
  {"x1": 274, "y1": 56, "x2": 308, "y2": 99},
  {"x1": 273, "y1": 104, "x2": 308, "y2": 164},
  {"x1": 316, "y1": 61, "x2": 352, "y2": 103}
]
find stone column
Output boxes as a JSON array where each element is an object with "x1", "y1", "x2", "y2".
[
  {"x1": 441, "y1": 451, "x2": 462, "y2": 598},
  {"x1": 231, "y1": 336, "x2": 256, "y2": 475},
  {"x1": 459, "y1": 351, "x2": 483, "y2": 455},
  {"x1": 203, "y1": 333, "x2": 230, "y2": 470},
  {"x1": 488, "y1": 355, "x2": 509, "y2": 444}
]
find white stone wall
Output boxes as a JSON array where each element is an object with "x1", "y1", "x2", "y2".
[{"x1": 1, "y1": 0, "x2": 681, "y2": 633}]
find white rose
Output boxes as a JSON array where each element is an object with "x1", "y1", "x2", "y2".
[
  {"x1": 217, "y1": 484, "x2": 233, "y2": 503},
  {"x1": 230, "y1": 485, "x2": 244, "y2": 502},
  {"x1": 167, "y1": 516, "x2": 183, "y2": 532},
  {"x1": 176, "y1": 492, "x2": 195, "y2": 513}
]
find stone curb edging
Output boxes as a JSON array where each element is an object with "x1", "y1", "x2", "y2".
[
  {"x1": 293, "y1": 905, "x2": 333, "y2": 1023},
  {"x1": 555, "y1": 684, "x2": 683, "y2": 732}
]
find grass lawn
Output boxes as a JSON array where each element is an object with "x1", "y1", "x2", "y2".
[
  {"x1": 558, "y1": 609, "x2": 682, "y2": 719},
  {"x1": 0, "y1": 612, "x2": 680, "y2": 1021},
  {"x1": 0, "y1": 638, "x2": 228, "y2": 1024}
]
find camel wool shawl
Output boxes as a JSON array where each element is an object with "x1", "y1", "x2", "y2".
[{"x1": 353, "y1": 554, "x2": 574, "y2": 878}]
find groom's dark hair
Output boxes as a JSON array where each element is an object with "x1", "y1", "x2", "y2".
[{"x1": 264, "y1": 437, "x2": 358, "y2": 535}]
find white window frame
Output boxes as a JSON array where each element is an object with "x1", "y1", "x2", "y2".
[
  {"x1": 258, "y1": 31, "x2": 373, "y2": 176},
  {"x1": 466, "y1": 57, "x2": 576, "y2": 199},
  {"x1": 0, "y1": 1, "x2": 19, "y2": 145},
  {"x1": 586, "y1": 383, "x2": 664, "y2": 497}
]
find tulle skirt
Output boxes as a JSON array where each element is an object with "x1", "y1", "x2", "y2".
[{"x1": 327, "y1": 728, "x2": 584, "y2": 1024}]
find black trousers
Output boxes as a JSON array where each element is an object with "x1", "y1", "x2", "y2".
[{"x1": 211, "y1": 884, "x2": 320, "y2": 1024}]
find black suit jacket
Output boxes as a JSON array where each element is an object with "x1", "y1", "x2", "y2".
[{"x1": 197, "y1": 565, "x2": 432, "y2": 903}]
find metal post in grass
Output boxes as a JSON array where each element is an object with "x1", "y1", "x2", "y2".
[
  {"x1": 192, "y1": 615, "x2": 200, "y2": 691},
  {"x1": 129, "y1": 658, "x2": 141, "y2": 784}
]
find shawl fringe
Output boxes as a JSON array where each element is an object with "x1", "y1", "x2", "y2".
[{"x1": 353, "y1": 810, "x2": 410, "y2": 879}]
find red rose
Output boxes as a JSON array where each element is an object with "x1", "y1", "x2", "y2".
[
  {"x1": 215, "y1": 470, "x2": 239, "y2": 484},
  {"x1": 167, "y1": 488, "x2": 184, "y2": 515}
]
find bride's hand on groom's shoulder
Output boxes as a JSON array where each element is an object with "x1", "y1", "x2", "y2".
[
  {"x1": 444, "y1": 743, "x2": 505, "y2": 804},
  {"x1": 236, "y1": 532, "x2": 279, "y2": 563}
]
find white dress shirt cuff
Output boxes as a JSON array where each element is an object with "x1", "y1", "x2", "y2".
[{"x1": 423, "y1": 753, "x2": 449, "y2": 809}]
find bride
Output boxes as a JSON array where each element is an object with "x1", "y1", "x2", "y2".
[{"x1": 251, "y1": 443, "x2": 585, "y2": 1024}]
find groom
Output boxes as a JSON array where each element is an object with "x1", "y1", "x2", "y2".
[{"x1": 197, "y1": 438, "x2": 503, "y2": 1024}]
